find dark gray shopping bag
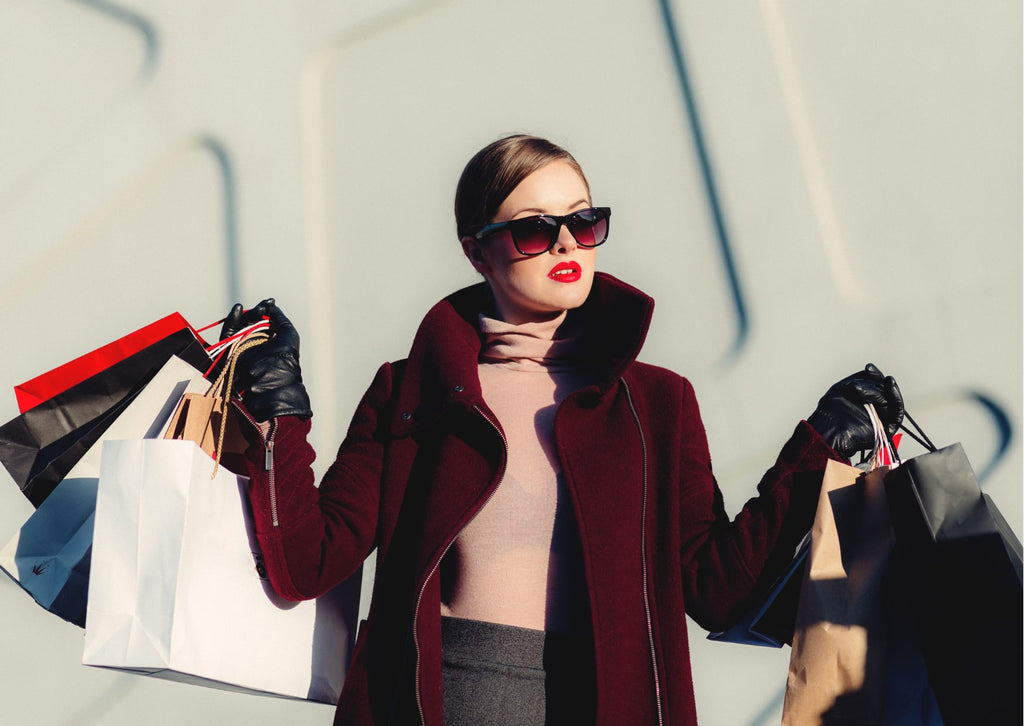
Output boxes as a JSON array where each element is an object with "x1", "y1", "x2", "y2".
[{"x1": 885, "y1": 442, "x2": 1022, "y2": 726}]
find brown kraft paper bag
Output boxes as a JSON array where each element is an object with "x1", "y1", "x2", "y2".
[
  {"x1": 162, "y1": 331, "x2": 265, "y2": 474},
  {"x1": 782, "y1": 458, "x2": 893, "y2": 725}
]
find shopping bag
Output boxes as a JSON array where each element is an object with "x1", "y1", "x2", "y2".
[
  {"x1": 784, "y1": 405, "x2": 952, "y2": 725},
  {"x1": 14, "y1": 312, "x2": 201, "y2": 413},
  {"x1": 83, "y1": 438, "x2": 359, "y2": 703},
  {"x1": 782, "y1": 457, "x2": 894, "y2": 724},
  {"x1": 0, "y1": 356, "x2": 210, "y2": 626},
  {"x1": 885, "y1": 442, "x2": 1023, "y2": 725},
  {"x1": 0, "y1": 326, "x2": 210, "y2": 506},
  {"x1": 707, "y1": 533, "x2": 809, "y2": 647},
  {"x1": 783, "y1": 406, "x2": 900, "y2": 724}
]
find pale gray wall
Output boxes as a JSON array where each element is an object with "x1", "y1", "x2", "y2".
[{"x1": 1, "y1": 1, "x2": 1020, "y2": 724}]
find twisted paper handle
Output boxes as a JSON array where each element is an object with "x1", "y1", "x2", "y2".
[{"x1": 206, "y1": 331, "x2": 268, "y2": 477}]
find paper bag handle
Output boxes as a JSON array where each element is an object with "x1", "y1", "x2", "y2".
[
  {"x1": 164, "y1": 328, "x2": 268, "y2": 477},
  {"x1": 864, "y1": 404, "x2": 897, "y2": 469},
  {"x1": 896, "y1": 410, "x2": 936, "y2": 453}
]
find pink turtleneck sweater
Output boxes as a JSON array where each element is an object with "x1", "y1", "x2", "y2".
[{"x1": 439, "y1": 312, "x2": 593, "y2": 635}]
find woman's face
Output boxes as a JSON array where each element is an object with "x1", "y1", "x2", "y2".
[{"x1": 461, "y1": 160, "x2": 596, "y2": 325}]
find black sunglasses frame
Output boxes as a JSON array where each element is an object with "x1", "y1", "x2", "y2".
[{"x1": 472, "y1": 206, "x2": 612, "y2": 256}]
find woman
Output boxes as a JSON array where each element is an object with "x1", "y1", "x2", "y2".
[{"x1": 223, "y1": 134, "x2": 903, "y2": 725}]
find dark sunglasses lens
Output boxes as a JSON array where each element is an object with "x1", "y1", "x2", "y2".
[
  {"x1": 510, "y1": 217, "x2": 558, "y2": 255},
  {"x1": 567, "y1": 209, "x2": 609, "y2": 247}
]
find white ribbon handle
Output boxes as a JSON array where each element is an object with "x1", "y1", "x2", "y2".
[{"x1": 864, "y1": 403, "x2": 897, "y2": 470}]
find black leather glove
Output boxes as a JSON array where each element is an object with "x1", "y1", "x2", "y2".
[
  {"x1": 807, "y1": 363, "x2": 904, "y2": 459},
  {"x1": 220, "y1": 299, "x2": 274, "y2": 341},
  {"x1": 221, "y1": 299, "x2": 312, "y2": 422}
]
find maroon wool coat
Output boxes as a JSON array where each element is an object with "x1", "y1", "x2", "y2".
[{"x1": 238, "y1": 272, "x2": 838, "y2": 725}]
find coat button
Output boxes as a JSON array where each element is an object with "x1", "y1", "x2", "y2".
[
  {"x1": 400, "y1": 411, "x2": 412, "y2": 421},
  {"x1": 453, "y1": 385, "x2": 464, "y2": 393}
]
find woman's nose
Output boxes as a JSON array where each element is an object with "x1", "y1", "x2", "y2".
[{"x1": 552, "y1": 223, "x2": 577, "y2": 253}]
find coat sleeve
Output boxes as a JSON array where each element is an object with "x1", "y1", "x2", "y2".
[
  {"x1": 671, "y1": 377, "x2": 838, "y2": 632},
  {"x1": 238, "y1": 362, "x2": 394, "y2": 601}
]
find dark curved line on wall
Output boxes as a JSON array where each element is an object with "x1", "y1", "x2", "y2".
[
  {"x1": 962, "y1": 389, "x2": 1013, "y2": 484},
  {"x1": 74, "y1": 0, "x2": 159, "y2": 79},
  {"x1": 195, "y1": 136, "x2": 242, "y2": 307},
  {"x1": 656, "y1": 0, "x2": 749, "y2": 363}
]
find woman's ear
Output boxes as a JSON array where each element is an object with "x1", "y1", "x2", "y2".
[{"x1": 461, "y1": 236, "x2": 490, "y2": 276}]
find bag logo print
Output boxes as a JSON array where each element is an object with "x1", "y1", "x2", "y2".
[{"x1": 31, "y1": 559, "x2": 53, "y2": 576}]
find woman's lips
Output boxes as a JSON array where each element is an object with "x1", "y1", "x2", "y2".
[{"x1": 549, "y1": 261, "x2": 582, "y2": 283}]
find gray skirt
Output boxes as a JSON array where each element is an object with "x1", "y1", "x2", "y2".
[{"x1": 441, "y1": 616, "x2": 596, "y2": 725}]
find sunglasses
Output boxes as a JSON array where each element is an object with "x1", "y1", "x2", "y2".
[{"x1": 472, "y1": 206, "x2": 611, "y2": 256}]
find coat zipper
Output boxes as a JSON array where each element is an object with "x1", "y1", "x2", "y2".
[
  {"x1": 266, "y1": 420, "x2": 278, "y2": 526},
  {"x1": 232, "y1": 401, "x2": 280, "y2": 527},
  {"x1": 410, "y1": 404, "x2": 507, "y2": 725},
  {"x1": 620, "y1": 379, "x2": 665, "y2": 726}
]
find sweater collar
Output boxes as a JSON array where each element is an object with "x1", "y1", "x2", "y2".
[
  {"x1": 478, "y1": 312, "x2": 585, "y2": 367},
  {"x1": 391, "y1": 272, "x2": 654, "y2": 432}
]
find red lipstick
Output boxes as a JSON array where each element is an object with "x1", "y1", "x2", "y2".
[{"x1": 549, "y1": 261, "x2": 581, "y2": 283}]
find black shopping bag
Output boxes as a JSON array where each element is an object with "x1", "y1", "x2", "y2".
[
  {"x1": 0, "y1": 327, "x2": 210, "y2": 506},
  {"x1": 708, "y1": 533, "x2": 809, "y2": 647},
  {"x1": 884, "y1": 442, "x2": 1023, "y2": 726}
]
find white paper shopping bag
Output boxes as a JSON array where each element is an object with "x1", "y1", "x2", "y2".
[{"x1": 83, "y1": 438, "x2": 358, "y2": 703}]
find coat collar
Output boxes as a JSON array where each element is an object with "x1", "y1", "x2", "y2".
[{"x1": 389, "y1": 272, "x2": 655, "y2": 435}]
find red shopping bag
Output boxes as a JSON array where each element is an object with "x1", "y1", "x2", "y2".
[{"x1": 14, "y1": 313, "x2": 205, "y2": 413}]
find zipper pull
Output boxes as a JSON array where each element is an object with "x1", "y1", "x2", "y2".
[{"x1": 265, "y1": 438, "x2": 274, "y2": 470}]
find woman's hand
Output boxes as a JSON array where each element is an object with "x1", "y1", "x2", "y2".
[
  {"x1": 219, "y1": 299, "x2": 274, "y2": 341},
  {"x1": 221, "y1": 299, "x2": 313, "y2": 422},
  {"x1": 807, "y1": 363, "x2": 903, "y2": 458}
]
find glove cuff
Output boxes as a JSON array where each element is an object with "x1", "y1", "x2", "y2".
[{"x1": 245, "y1": 383, "x2": 313, "y2": 422}]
